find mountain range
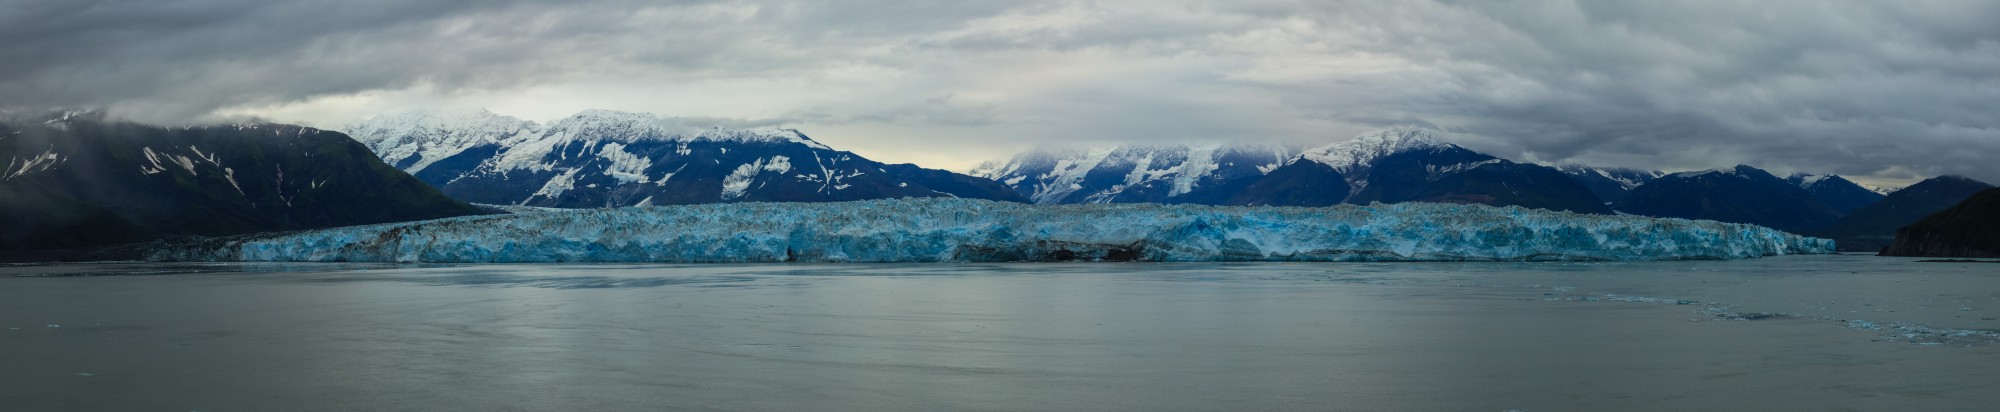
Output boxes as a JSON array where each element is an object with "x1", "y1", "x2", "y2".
[
  {"x1": 1787, "y1": 173, "x2": 1887, "y2": 214},
  {"x1": 1611, "y1": 165, "x2": 1847, "y2": 233},
  {"x1": 970, "y1": 128, "x2": 1992, "y2": 242},
  {"x1": 346, "y1": 112, "x2": 1973, "y2": 241},
  {"x1": 344, "y1": 109, "x2": 1024, "y2": 208},
  {"x1": 1588, "y1": 165, "x2": 1986, "y2": 245},
  {"x1": 1554, "y1": 165, "x2": 1663, "y2": 205},
  {"x1": 8, "y1": 107, "x2": 1989, "y2": 256},
  {"x1": 975, "y1": 128, "x2": 1611, "y2": 214},
  {"x1": 1821, "y1": 175, "x2": 1993, "y2": 252}
]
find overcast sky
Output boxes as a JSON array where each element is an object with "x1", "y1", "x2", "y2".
[{"x1": 3, "y1": 1, "x2": 1995, "y2": 185}]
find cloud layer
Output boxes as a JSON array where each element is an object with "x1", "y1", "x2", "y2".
[{"x1": 3, "y1": 0, "x2": 1995, "y2": 183}]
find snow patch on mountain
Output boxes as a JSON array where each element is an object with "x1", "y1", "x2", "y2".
[
  {"x1": 149, "y1": 147, "x2": 188, "y2": 175},
  {"x1": 1001, "y1": 146, "x2": 1118, "y2": 204},
  {"x1": 596, "y1": 142, "x2": 653, "y2": 185},
  {"x1": 5, "y1": 146, "x2": 65, "y2": 181},
  {"x1": 527, "y1": 168, "x2": 585, "y2": 204},
  {"x1": 720, "y1": 156, "x2": 794, "y2": 200},
  {"x1": 147, "y1": 198, "x2": 1834, "y2": 263},
  {"x1": 1426, "y1": 159, "x2": 1507, "y2": 179},
  {"x1": 1556, "y1": 164, "x2": 1663, "y2": 190},
  {"x1": 1114, "y1": 143, "x2": 1271, "y2": 199}
]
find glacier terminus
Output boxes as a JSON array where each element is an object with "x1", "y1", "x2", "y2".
[{"x1": 149, "y1": 199, "x2": 1834, "y2": 263}]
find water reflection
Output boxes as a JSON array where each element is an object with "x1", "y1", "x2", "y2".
[{"x1": 5, "y1": 256, "x2": 2000, "y2": 410}]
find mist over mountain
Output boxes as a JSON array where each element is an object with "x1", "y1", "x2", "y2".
[
  {"x1": 978, "y1": 128, "x2": 1610, "y2": 214},
  {"x1": 0, "y1": 110, "x2": 481, "y2": 252}
]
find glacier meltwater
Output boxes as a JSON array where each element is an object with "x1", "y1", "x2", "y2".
[{"x1": 148, "y1": 199, "x2": 1833, "y2": 263}]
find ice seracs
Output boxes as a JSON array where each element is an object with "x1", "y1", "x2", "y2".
[{"x1": 149, "y1": 198, "x2": 1833, "y2": 263}]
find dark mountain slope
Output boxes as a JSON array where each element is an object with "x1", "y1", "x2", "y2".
[
  {"x1": 1822, "y1": 176, "x2": 1992, "y2": 252},
  {"x1": 1786, "y1": 174, "x2": 1885, "y2": 214},
  {"x1": 1882, "y1": 188, "x2": 2000, "y2": 258},
  {"x1": 1168, "y1": 160, "x2": 1349, "y2": 207},
  {"x1": 1613, "y1": 165, "x2": 1842, "y2": 233},
  {"x1": 1556, "y1": 165, "x2": 1662, "y2": 205},
  {"x1": 1403, "y1": 161, "x2": 1613, "y2": 214},
  {"x1": 0, "y1": 112, "x2": 483, "y2": 251}
]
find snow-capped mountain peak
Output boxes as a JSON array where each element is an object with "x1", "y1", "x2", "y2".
[
  {"x1": 1669, "y1": 165, "x2": 1768, "y2": 180},
  {"x1": 1668, "y1": 168, "x2": 1730, "y2": 179},
  {"x1": 1295, "y1": 127, "x2": 1450, "y2": 171},
  {"x1": 1787, "y1": 172, "x2": 1831, "y2": 189},
  {"x1": 343, "y1": 109, "x2": 539, "y2": 174},
  {"x1": 346, "y1": 109, "x2": 840, "y2": 176},
  {"x1": 977, "y1": 143, "x2": 1294, "y2": 204},
  {"x1": 546, "y1": 109, "x2": 830, "y2": 150}
]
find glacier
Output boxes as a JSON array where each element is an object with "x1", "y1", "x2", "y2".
[{"x1": 147, "y1": 199, "x2": 1833, "y2": 263}]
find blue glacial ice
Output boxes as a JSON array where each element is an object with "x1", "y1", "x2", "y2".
[{"x1": 148, "y1": 199, "x2": 1834, "y2": 263}]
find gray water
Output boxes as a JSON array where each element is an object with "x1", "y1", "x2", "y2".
[{"x1": 5, "y1": 255, "x2": 1999, "y2": 411}]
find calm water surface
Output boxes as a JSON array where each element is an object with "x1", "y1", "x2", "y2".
[{"x1": 4, "y1": 255, "x2": 1999, "y2": 411}]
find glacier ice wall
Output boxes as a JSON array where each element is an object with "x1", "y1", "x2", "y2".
[{"x1": 148, "y1": 199, "x2": 1833, "y2": 263}]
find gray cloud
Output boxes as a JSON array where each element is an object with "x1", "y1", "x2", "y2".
[{"x1": 1, "y1": 0, "x2": 1994, "y2": 183}]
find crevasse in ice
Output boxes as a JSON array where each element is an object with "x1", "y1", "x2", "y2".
[{"x1": 148, "y1": 198, "x2": 1834, "y2": 263}]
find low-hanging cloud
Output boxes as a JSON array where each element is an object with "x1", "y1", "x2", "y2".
[{"x1": 2, "y1": 0, "x2": 1994, "y2": 184}]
